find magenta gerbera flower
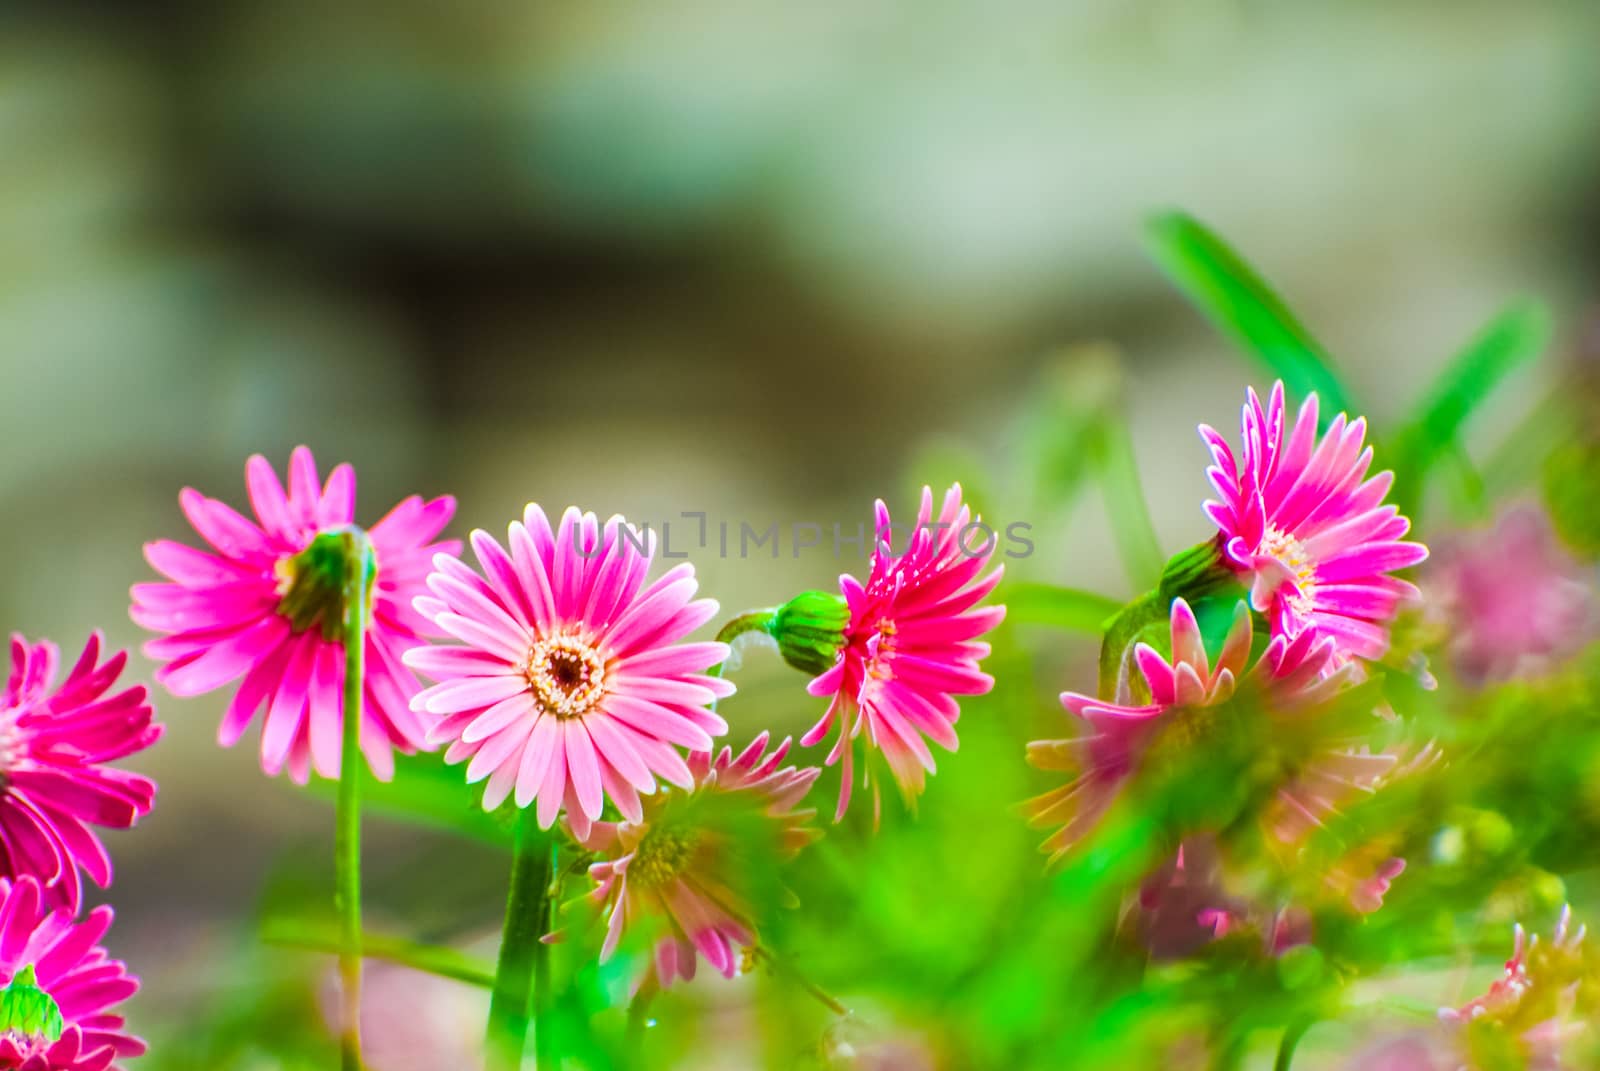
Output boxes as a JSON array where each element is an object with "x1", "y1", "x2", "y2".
[
  {"x1": 0, "y1": 634, "x2": 160, "y2": 911},
  {"x1": 0, "y1": 875, "x2": 143, "y2": 1070},
  {"x1": 1024, "y1": 597, "x2": 1363, "y2": 863},
  {"x1": 1200, "y1": 381, "x2": 1427, "y2": 660},
  {"x1": 131, "y1": 446, "x2": 458, "y2": 782},
  {"x1": 407, "y1": 505, "x2": 732, "y2": 839},
  {"x1": 577, "y1": 733, "x2": 819, "y2": 989},
  {"x1": 800, "y1": 484, "x2": 1005, "y2": 821}
]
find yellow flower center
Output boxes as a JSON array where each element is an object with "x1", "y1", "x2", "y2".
[
  {"x1": 1260, "y1": 524, "x2": 1317, "y2": 612},
  {"x1": 630, "y1": 825, "x2": 701, "y2": 888},
  {"x1": 865, "y1": 619, "x2": 899, "y2": 682},
  {"x1": 524, "y1": 634, "x2": 608, "y2": 719}
]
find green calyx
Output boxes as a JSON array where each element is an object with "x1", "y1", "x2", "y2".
[
  {"x1": 0, "y1": 964, "x2": 64, "y2": 1043},
  {"x1": 276, "y1": 527, "x2": 377, "y2": 643},
  {"x1": 770, "y1": 590, "x2": 851, "y2": 677}
]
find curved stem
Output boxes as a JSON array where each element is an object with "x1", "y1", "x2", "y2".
[
  {"x1": 706, "y1": 609, "x2": 778, "y2": 713},
  {"x1": 1097, "y1": 590, "x2": 1162, "y2": 701},
  {"x1": 709, "y1": 610, "x2": 778, "y2": 676},
  {"x1": 1273, "y1": 1015, "x2": 1313, "y2": 1071},
  {"x1": 336, "y1": 530, "x2": 375, "y2": 1071},
  {"x1": 486, "y1": 810, "x2": 557, "y2": 1071}
]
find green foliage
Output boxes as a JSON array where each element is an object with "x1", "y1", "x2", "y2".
[{"x1": 1392, "y1": 301, "x2": 1553, "y2": 516}]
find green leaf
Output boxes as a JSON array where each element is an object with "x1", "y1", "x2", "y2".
[
  {"x1": 1393, "y1": 301, "x2": 1552, "y2": 495},
  {"x1": 1144, "y1": 211, "x2": 1353, "y2": 416},
  {"x1": 303, "y1": 751, "x2": 512, "y2": 847},
  {"x1": 1004, "y1": 582, "x2": 1123, "y2": 633}
]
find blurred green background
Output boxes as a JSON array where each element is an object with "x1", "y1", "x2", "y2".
[{"x1": 3, "y1": 2, "x2": 1600, "y2": 1067}]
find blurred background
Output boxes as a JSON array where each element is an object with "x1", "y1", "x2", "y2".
[{"x1": 3, "y1": 1, "x2": 1599, "y2": 1066}]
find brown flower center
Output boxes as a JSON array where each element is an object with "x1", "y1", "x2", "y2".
[{"x1": 525, "y1": 634, "x2": 607, "y2": 719}]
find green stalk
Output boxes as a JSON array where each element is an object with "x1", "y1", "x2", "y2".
[
  {"x1": 486, "y1": 810, "x2": 557, "y2": 1071},
  {"x1": 1274, "y1": 1015, "x2": 1313, "y2": 1071},
  {"x1": 336, "y1": 530, "x2": 375, "y2": 1071}
]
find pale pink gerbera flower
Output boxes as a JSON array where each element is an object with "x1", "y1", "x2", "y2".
[
  {"x1": 0, "y1": 875, "x2": 143, "y2": 1070},
  {"x1": 1024, "y1": 597, "x2": 1387, "y2": 864},
  {"x1": 408, "y1": 506, "x2": 731, "y2": 839},
  {"x1": 801, "y1": 484, "x2": 1004, "y2": 821},
  {"x1": 1200, "y1": 381, "x2": 1427, "y2": 660},
  {"x1": 1, "y1": 634, "x2": 161, "y2": 910},
  {"x1": 1030, "y1": 592, "x2": 1420, "y2": 877},
  {"x1": 1431, "y1": 505, "x2": 1597, "y2": 685},
  {"x1": 132, "y1": 447, "x2": 458, "y2": 782},
  {"x1": 578, "y1": 733, "x2": 819, "y2": 989}
]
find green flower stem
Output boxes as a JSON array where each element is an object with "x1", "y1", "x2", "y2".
[
  {"x1": 486, "y1": 810, "x2": 557, "y2": 1071},
  {"x1": 705, "y1": 609, "x2": 779, "y2": 714},
  {"x1": 709, "y1": 610, "x2": 779, "y2": 674},
  {"x1": 1274, "y1": 1015, "x2": 1314, "y2": 1071},
  {"x1": 1097, "y1": 540, "x2": 1239, "y2": 700},
  {"x1": 336, "y1": 529, "x2": 375, "y2": 1071},
  {"x1": 1098, "y1": 590, "x2": 1163, "y2": 701}
]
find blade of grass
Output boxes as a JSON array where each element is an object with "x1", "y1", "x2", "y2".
[
  {"x1": 1393, "y1": 301, "x2": 1552, "y2": 508},
  {"x1": 1144, "y1": 211, "x2": 1353, "y2": 417}
]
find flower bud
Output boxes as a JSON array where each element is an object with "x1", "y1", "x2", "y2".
[
  {"x1": 276, "y1": 527, "x2": 376, "y2": 642},
  {"x1": 0, "y1": 964, "x2": 63, "y2": 1043},
  {"x1": 771, "y1": 590, "x2": 851, "y2": 676}
]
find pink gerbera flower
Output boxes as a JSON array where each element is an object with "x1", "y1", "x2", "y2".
[
  {"x1": 1024, "y1": 597, "x2": 1367, "y2": 863},
  {"x1": 801, "y1": 484, "x2": 1005, "y2": 821},
  {"x1": 1200, "y1": 382, "x2": 1427, "y2": 660},
  {"x1": 1, "y1": 634, "x2": 160, "y2": 910},
  {"x1": 0, "y1": 875, "x2": 143, "y2": 1070},
  {"x1": 1431, "y1": 505, "x2": 1597, "y2": 685},
  {"x1": 407, "y1": 506, "x2": 731, "y2": 840},
  {"x1": 577, "y1": 733, "x2": 819, "y2": 989},
  {"x1": 132, "y1": 446, "x2": 458, "y2": 782}
]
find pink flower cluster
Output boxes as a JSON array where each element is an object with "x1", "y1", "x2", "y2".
[
  {"x1": 0, "y1": 631, "x2": 155, "y2": 1068},
  {"x1": 403, "y1": 483, "x2": 1003, "y2": 985},
  {"x1": 1028, "y1": 381, "x2": 1429, "y2": 955}
]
